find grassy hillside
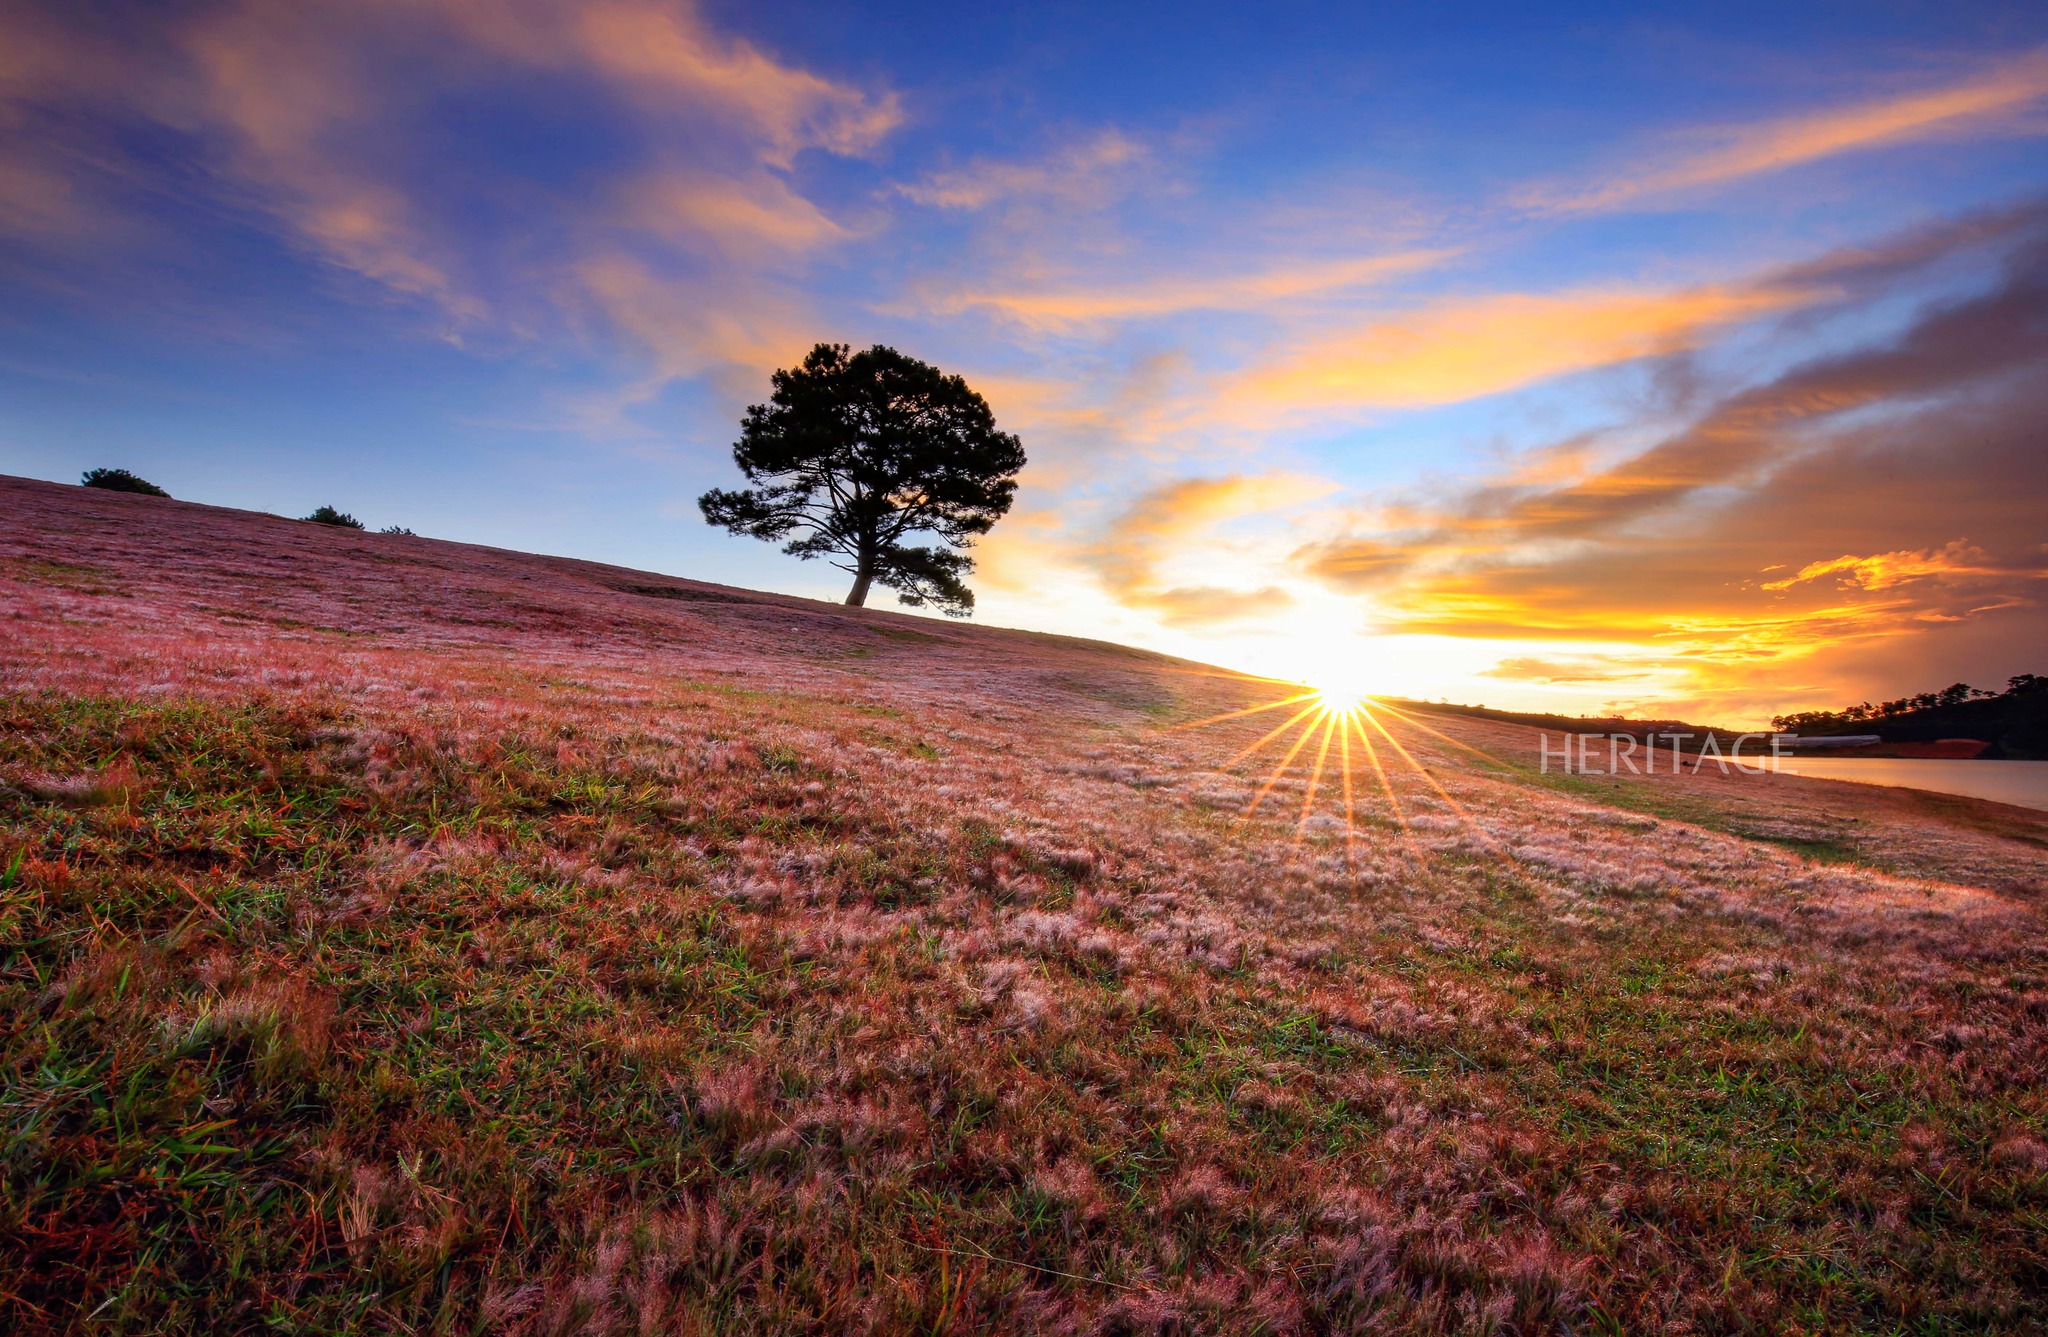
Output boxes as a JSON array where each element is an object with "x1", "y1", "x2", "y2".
[{"x1": 3, "y1": 474, "x2": 2046, "y2": 1334}]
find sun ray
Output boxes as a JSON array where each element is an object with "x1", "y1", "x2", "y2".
[
  {"x1": 1366, "y1": 698, "x2": 1513, "y2": 768},
  {"x1": 1337, "y1": 712, "x2": 1358, "y2": 871},
  {"x1": 1243, "y1": 711, "x2": 1325, "y2": 817},
  {"x1": 1292, "y1": 711, "x2": 1339, "y2": 848},
  {"x1": 1344, "y1": 711, "x2": 1402, "y2": 825},
  {"x1": 1222, "y1": 701, "x2": 1324, "y2": 769},
  {"x1": 1172, "y1": 690, "x2": 1320, "y2": 732},
  {"x1": 1172, "y1": 675, "x2": 1527, "y2": 877},
  {"x1": 1356, "y1": 705, "x2": 1516, "y2": 864},
  {"x1": 1345, "y1": 711, "x2": 1422, "y2": 863}
]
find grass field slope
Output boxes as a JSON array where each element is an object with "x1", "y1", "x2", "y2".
[{"x1": 3, "y1": 473, "x2": 2047, "y2": 1334}]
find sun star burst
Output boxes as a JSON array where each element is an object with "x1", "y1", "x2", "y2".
[{"x1": 1174, "y1": 673, "x2": 1513, "y2": 869}]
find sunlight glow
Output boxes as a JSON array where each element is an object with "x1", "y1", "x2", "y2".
[
  {"x1": 1312, "y1": 682, "x2": 1367, "y2": 716},
  {"x1": 1306, "y1": 660, "x2": 1380, "y2": 717},
  {"x1": 1177, "y1": 669, "x2": 1520, "y2": 875}
]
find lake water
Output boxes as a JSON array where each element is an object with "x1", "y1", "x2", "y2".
[{"x1": 1772, "y1": 758, "x2": 2048, "y2": 813}]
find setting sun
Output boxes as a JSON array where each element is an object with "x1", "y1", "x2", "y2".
[{"x1": 1311, "y1": 681, "x2": 1369, "y2": 716}]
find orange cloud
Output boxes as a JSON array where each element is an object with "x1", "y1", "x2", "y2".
[
  {"x1": 1294, "y1": 218, "x2": 2048, "y2": 714},
  {"x1": 1528, "y1": 49, "x2": 2048, "y2": 213},
  {"x1": 618, "y1": 169, "x2": 849, "y2": 258},
  {"x1": 175, "y1": 5, "x2": 481, "y2": 317},
  {"x1": 574, "y1": 252, "x2": 816, "y2": 396},
  {"x1": 1229, "y1": 280, "x2": 1808, "y2": 413},
  {"x1": 445, "y1": 0, "x2": 900, "y2": 165},
  {"x1": 1760, "y1": 540, "x2": 1997, "y2": 592},
  {"x1": 1088, "y1": 474, "x2": 1330, "y2": 626},
  {"x1": 963, "y1": 353, "x2": 1202, "y2": 483},
  {"x1": 963, "y1": 508, "x2": 1073, "y2": 594},
  {"x1": 926, "y1": 248, "x2": 1457, "y2": 332},
  {"x1": 1479, "y1": 656, "x2": 1669, "y2": 685},
  {"x1": 161, "y1": 1, "x2": 897, "y2": 322}
]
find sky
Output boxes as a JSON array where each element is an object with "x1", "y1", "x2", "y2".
[{"x1": 3, "y1": 0, "x2": 2047, "y2": 726}]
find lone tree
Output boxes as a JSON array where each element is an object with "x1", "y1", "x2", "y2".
[{"x1": 699, "y1": 343, "x2": 1024, "y2": 616}]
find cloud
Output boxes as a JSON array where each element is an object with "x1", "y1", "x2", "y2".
[
  {"x1": 0, "y1": 10, "x2": 163, "y2": 249},
  {"x1": 176, "y1": 0, "x2": 893, "y2": 310},
  {"x1": 0, "y1": 149, "x2": 91, "y2": 242},
  {"x1": 963, "y1": 508, "x2": 1074, "y2": 594},
  {"x1": 923, "y1": 248, "x2": 1457, "y2": 333},
  {"x1": 573, "y1": 252, "x2": 818, "y2": 401},
  {"x1": 616, "y1": 169, "x2": 849, "y2": 259},
  {"x1": 1466, "y1": 245, "x2": 2048, "y2": 544},
  {"x1": 1760, "y1": 540, "x2": 1998, "y2": 592},
  {"x1": 173, "y1": 2, "x2": 479, "y2": 316},
  {"x1": 1526, "y1": 49, "x2": 2048, "y2": 214},
  {"x1": 1, "y1": 0, "x2": 895, "y2": 385},
  {"x1": 1296, "y1": 212, "x2": 2048, "y2": 698},
  {"x1": 1094, "y1": 474, "x2": 1327, "y2": 588},
  {"x1": 1136, "y1": 584, "x2": 1295, "y2": 625},
  {"x1": 1478, "y1": 657, "x2": 1661, "y2": 685},
  {"x1": 534, "y1": 0, "x2": 900, "y2": 162},
  {"x1": 897, "y1": 130, "x2": 1148, "y2": 212},
  {"x1": 1082, "y1": 474, "x2": 1331, "y2": 626},
  {"x1": 1222, "y1": 278, "x2": 1813, "y2": 415}
]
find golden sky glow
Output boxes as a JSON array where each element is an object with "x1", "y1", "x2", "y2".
[{"x1": 1229, "y1": 281, "x2": 1809, "y2": 412}]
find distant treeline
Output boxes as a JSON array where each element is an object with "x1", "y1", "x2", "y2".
[
  {"x1": 1392, "y1": 679, "x2": 2048, "y2": 761},
  {"x1": 1383, "y1": 699, "x2": 1753, "y2": 756},
  {"x1": 1771, "y1": 675, "x2": 2043, "y2": 729},
  {"x1": 1770, "y1": 675, "x2": 2048, "y2": 759}
]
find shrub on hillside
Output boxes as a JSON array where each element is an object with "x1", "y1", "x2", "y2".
[
  {"x1": 379, "y1": 525, "x2": 416, "y2": 536},
  {"x1": 80, "y1": 467, "x2": 170, "y2": 498},
  {"x1": 304, "y1": 506, "x2": 365, "y2": 529}
]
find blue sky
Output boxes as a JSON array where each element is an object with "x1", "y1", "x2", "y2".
[{"x1": 4, "y1": 0, "x2": 2047, "y2": 723}]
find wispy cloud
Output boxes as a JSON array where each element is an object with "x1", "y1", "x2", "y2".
[
  {"x1": 2, "y1": 0, "x2": 899, "y2": 398},
  {"x1": 897, "y1": 130, "x2": 1148, "y2": 212},
  {"x1": 1086, "y1": 474, "x2": 1329, "y2": 626},
  {"x1": 176, "y1": 0, "x2": 894, "y2": 313},
  {"x1": 1224, "y1": 279, "x2": 1809, "y2": 414},
  {"x1": 1294, "y1": 211, "x2": 2048, "y2": 700},
  {"x1": 1760, "y1": 540, "x2": 1999, "y2": 592},
  {"x1": 1479, "y1": 656, "x2": 1668, "y2": 685},
  {"x1": 530, "y1": 0, "x2": 901, "y2": 162},
  {"x1": 1525, "y1": 49, "x2": 2048, "y2": 214},
  {"x1": 0, "y1": 150, "x2": 92, "y2": 242},
  {"x1": 573, "y1": 253, "x2": 821, "y2": 408},
  {"x1": 921, "y1": 248, "x2": 1456, "y2": 333},
  {"x1": 615, "y1": 168, "x2": 850, "y2": 259}
]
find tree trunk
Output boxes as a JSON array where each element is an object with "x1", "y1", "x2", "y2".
[{"x1": 845, "y1": 563, "x2": 873, "y2": 607}]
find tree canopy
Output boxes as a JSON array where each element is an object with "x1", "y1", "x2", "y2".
[
  {"x1": 81, "y1": 467, "x2": 169, "y2": 498},
  {"x1": 303, "y1": 506, "x2": 365, "y2": 530},
  {"x1": 699, "y1": 343, "x2": 1025, "y2": 616}
]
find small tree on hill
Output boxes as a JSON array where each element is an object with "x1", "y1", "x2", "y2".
[
  {"x1": 698, "y1": 343, "x2": 1025, "y2": 616},
  {"x1": 304, "y1": 506, "x2": 365, "y2": 529},
  {"x1": 81, "y1": 467, "x2": 170, "y2": 498}
]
